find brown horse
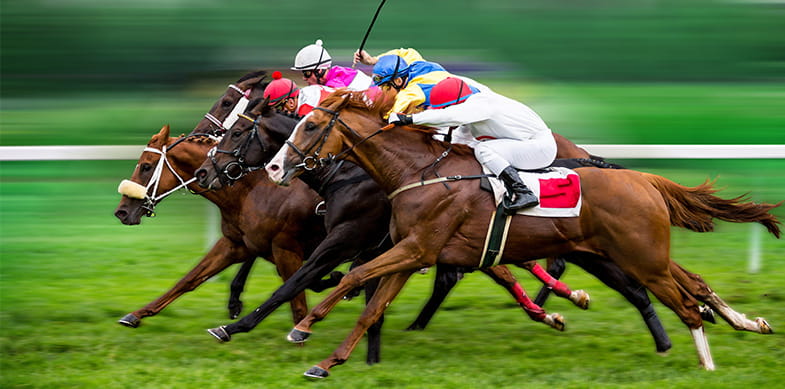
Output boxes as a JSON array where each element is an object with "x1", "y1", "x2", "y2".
[
  {"x1": 265, "y1": 90, "x2": 781, "y2": 378},
  {"x1": 114, "y1": 125, "x2": 325, "y2": 328}
]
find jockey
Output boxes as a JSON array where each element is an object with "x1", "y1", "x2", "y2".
[
  {"x1": 389, "y1": 77, "x2": 557, "y2": 213},
  {"x1": 354, "y1": 47, "x2": 460, "y2": 116},
  {"x1": 263, "y1": 71, "x2": 334, "y2": 116},
  {"x1": 292, "y1": 39, "x2": 372, "y2": 91}
]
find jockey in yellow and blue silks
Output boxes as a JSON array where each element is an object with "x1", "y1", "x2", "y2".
[{"x1": 354, "y1": 48, "x2": 478, "y2": 116}]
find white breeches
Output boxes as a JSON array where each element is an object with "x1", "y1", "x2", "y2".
[{"x1": 474, "y1": 133, "x2": 557, "y2": 176}]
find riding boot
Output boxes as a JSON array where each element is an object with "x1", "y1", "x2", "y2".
[{"x1": 498, "y1": 166, "x2": 539, "y2": 214}]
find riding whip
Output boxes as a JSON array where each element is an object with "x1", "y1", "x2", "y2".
[{"x1": 354, "y1": 0, "x2": 388, "y2": 68}]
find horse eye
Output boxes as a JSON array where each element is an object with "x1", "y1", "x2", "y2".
[
  {"x1": 305, "y1": 122, "x2": 317, "y2": 132},
  {"x1": 221, "y1": 99, "x2": 233, "y2": 108},
  {"x1": 141, "y1": 163, "x2": 152, "y2": 172},
  {"x1": 231, "y1": 130, "x2": 243, "y2": 138}
]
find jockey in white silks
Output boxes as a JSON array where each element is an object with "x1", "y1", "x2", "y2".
[{"x1": 388, "y1": 77, "x2": 557, "y2": 214}]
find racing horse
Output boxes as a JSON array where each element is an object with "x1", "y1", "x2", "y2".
[
  {"x1": 196, "y1": 97, "x2": 674, "y2": 352},
  {"x1": 114, "y1": 125, "x2": 328, "y2": 329},
  {"x1": 115, "y1": 72, "x2": 284, "y2": 325},
  {"x1": 265, "y1": 90, "x2": 780, "y2": 377}
]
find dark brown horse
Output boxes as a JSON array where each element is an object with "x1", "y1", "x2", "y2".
[
  {"x1": 114, "y1": 125, "x2": 326, "y2": 328},
  {"x1": 266, "y1": 90, "x2": 780, "y2": 377}
]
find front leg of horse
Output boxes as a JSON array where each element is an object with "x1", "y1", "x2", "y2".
[
  {"x1": 227, "y1": 259, "x2": 256, "y2": 319},
  {"x1": 481, "y1": 266, "x2": 564, "y2": 331},
  {"x1": 208, "y1": 239, "x2": 351, "y2": 342},
  {"x1": 406, "y1": 265, "x2": 462, "y2": 331},
  {"x1": 288, "y1": 240, "x2": 428, "y2": 343},
  {"x1": 304, "y1": 272, "x2": 415, "y2": 379},
  {"x1": 119, "y1": 237, "x2": 247, "y2": 328}
]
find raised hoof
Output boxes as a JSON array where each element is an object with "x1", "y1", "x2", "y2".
[
  {"x1": 207, "y1": 326, "x2": 231, "y2": 343},
  {"x1": 756, "y1": 317, "x2": 773, "y2": 334},
  {"x1": 699, "y1": 305, "x2": 716, "y2": 324},
  {"x1": 569, "y1": 290, "x2": 590, "y2": 310},
  {"x1": 118, "y1": 313, "x2": 141, "y2": 328},
  {"x1": 543, "y1": 313, "x2": 565, "y2": 331},
  {"x1": 287, "y1": 328, "x2": 311, "y2": 343},
  {"x1": 303, "y1": 366, "x2": 329, "y2": 379}
]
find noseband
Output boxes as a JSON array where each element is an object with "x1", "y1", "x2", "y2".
[{"x1": 208, "y1": 113, "x2": 267, "y2": 183}]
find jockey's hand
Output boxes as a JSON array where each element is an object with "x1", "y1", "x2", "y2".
[
  {"x1": 354, "y1": 50, "x2": 376, "y2": 66},
  {"x1": 388, "y1": 113, "x2": 413, "y2": 126}
]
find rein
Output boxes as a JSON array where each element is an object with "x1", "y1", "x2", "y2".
[{"x1": 387, "y1": 174, "x2": 493, "y2": 200}]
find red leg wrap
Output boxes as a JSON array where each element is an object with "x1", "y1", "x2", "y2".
[
  {"x1": 512, "y1": 282, "x2": 546, "y2": 321},
  {"x1": 530, "y1": 263, "x2": 572, "y2": 297}
]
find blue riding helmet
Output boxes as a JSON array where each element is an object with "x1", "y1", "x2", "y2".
[{"x1": 372, "y1": 55, "x2": 410, "y2": 86}]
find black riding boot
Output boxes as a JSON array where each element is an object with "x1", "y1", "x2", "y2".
[{"x1": 498, "y1": 166, "x2": 539, "y2": 214}]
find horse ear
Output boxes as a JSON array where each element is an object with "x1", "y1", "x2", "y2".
[
  {"x1": 259, "y1": 97, "x2": 275, "y2": 117},
  {"x1": 158, "y1": 124, "x2": 171, "y2": 138}
]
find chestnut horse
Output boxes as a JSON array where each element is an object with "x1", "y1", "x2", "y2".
[
  {"x1": 114, "y1": 125, "x2": 327, "y2": 329},
  {"x1": 197, "y1": 98, "x2": 675, "y2": 353},
  {"x1": 115, "y1": 71, "x2": 279, "y2": 325},
  {"x1": 266, "y1": 90, "x2": 780, "y2": 377}
]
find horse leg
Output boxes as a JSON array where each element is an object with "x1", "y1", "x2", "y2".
[
  {"x1": 270, "y1": 245, "x2": 309, "y2": 326},
  {"x1": 481, "y1": 265, "x2": 565, "y2": 331},
  {"x1": 119, "y1": 237, "x2": 251, "y2": 328},
  {"x1": 566, "y1": 253, "x2": 672, "y2": 353},
  {"x1": 669, "y1": 262, "x2": 772, "y2": 334},
  {"x1": 288, "y1": 237, "x2": 434, "y2": 343},
  {"x1": 533, "y1": 257, "x2": 566, "y2": 306},
  {"x1": 405, "y1": 265, "x2": 462, "y2": 331},
  {"x1": 228, "y1": 259, "x2": 256, "y2": 319},
  {"x1": 518, "y1": 260, "x2": 590, "y2": 309},
  {"x1": 363, "y1": 276, "x2": 382, "y2": 365},
  {"x1": 304, "y1": 271, "x2": 415, "y2": 379},
  {"x1": 208, "y1": 226, "x2": 371, "y2": 341}
]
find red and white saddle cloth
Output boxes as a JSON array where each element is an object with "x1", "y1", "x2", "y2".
[{"x1": 483, "y1": 166, "x2": 582, "y2": 217}]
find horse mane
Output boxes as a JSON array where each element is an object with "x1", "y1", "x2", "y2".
[{"x1": 236, "y1": 70, "x2": 268, "y2": 83}]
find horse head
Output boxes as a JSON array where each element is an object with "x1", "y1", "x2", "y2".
[
  {"x1": 191, "y1": 71, "x2": 269, "y2": 137},
  {"x1": 266, "y1": 89, "x2": 392, "y2": 186},
  {"x1": 195, "y1": 98, "x2": 300, "y2": 189},
  {"x1": 114, "y1": 125, "x2": 212, "y2": 224}
]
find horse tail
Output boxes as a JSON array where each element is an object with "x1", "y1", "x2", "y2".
[{"x1": 642, "y1": 173, "x2": 782, "y2": 238}]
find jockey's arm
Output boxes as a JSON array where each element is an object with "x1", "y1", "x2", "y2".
[{"x1": 412, "y1": 94, "x2": 493, "y2": 128}]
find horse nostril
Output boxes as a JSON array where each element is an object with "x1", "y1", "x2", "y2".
[
  {"x1": 114, "y1": 209, "x2": 127, "y2": 220},
  {"x1": 195, "y1": 168, "x2": 207, "y2": 179},
  {"x1": 268, "y1": 164, "x2": 280, "y2": 172}
]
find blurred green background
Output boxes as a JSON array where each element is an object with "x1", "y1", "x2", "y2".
[
  {"x1": 2, "y1": 1, "x2": 785, "y2": 387},
  {"x1": 2, "y1": 0, "x2": 784, "y2": 146}
]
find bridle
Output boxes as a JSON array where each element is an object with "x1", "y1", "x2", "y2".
[
  {"x1": 118, "y1": 136, "x2": 198, "y2": 217},
  {"x1": 286, "y1": 106, "x2": 387, "y2": 171},
  {"x1": 206, "y1": 113, "x2": 267, "y2": 183},
  {"x1": 202, "y1": 84, "x2": 252, "y2": 136}
]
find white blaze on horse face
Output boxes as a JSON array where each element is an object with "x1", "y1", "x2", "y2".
[{"x1": 266, "y1": 115, "x2": 310, "y2": 184}]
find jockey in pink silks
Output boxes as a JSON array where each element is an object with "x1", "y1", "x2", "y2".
[{"x1": 291, "y1": 39, "x2": 372, "y2": 91}]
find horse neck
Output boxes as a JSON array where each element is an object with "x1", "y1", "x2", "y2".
[
  {"x1": 254, "y1": 113, "x2": 298, "y2": 164},
  {"x1": 345, "y1": 127, "x2": 462, "y2": 195}
]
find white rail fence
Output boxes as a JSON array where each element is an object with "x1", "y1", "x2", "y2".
[{"x1": 3, "y1": 144, "x2": 784, "y2": 272}]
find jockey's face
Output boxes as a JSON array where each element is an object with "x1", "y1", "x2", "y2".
[
  {"x1": 381, "y1": 77, "x2": 406, "y2": 92},
  {"x1": 283, "y1": 97, "x2": 298, "y2": 113},
  {"x1": 302, "y1": 69, "x2": 326, "y2": 86}
]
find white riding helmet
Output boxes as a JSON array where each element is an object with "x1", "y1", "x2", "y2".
[{"x1": 291, "y1": 39, "x2": 332, "y2": 71}]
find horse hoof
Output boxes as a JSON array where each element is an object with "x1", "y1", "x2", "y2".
[
  {"x1": 699, "y1": 305, "x2": 716, "y2": 324},
  {"x1": 228, "y1": 302, "x2": 242, "y2": 319},
  {"x1": 756, "y1": 317, "x2": 773, "y2": 334},
  {"x1": 303, "y1": 366, "x2": 329, "y2": 379},
  {"x1": 207, "y1": 326, "x2": 231, "y2": 342},
  {"x1": 543, "y1": 313, "x2": 565, "y2": 331},
  {"x1": 118, "y1": 313, "x2": 141, "y2": 328},
  {"x1": 287, "y1": 328, "x2": 311, "y2": 343},
  {"x1": 569, "y1": 290, "x2": 590, "y2": 310}
]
